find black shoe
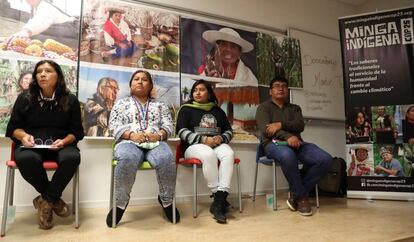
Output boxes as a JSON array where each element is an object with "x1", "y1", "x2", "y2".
[
  {"x1": 286, "y1": 197, "x2": 297, "y2": 211},
  {"x1": 211, "y1": 193, "x2": 231, "y2": 214},
  {"x1": 158, "y1": 196, "x2": 180, "y2": 223},
  {"x1": 224, "y1": 199, "x2": 231, "y2": 214},
  {"x1": 106, "y1": 204, "x2": 127, "y2": 227},
  {"x1": 209, "y1": 191, "x2": 228, "y2": 223}
]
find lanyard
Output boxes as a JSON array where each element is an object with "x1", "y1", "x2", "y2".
[{"x1": 132, "y1": 96, "x2": 150, "y2": 131}]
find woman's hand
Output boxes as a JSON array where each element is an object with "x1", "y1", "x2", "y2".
[
  {"x1": 212, "y1": 135, "x2": 223, "y2": 146},
  {"x1": 145, "y1": 133, "x2": 160, "y2": 142},
  {"x1": 50, "y1": 139, "x2": 65, "y2": 150},
  {"x1": 21, "y1": 134, "x2": 35, "y2": 147},
  {"x1": 204, "y1": 136, "x2": 217, "y2": 148},
  {"x1": 130, "y1": 132, "x2": 147, "y2": 144}
]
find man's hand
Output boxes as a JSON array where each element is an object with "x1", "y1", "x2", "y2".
[
  {"x1": 12, "y1": 29, "x2": 32, "y2": 38},
  {"x1": 265, "y1": 122, "x2": 282, "y2": 137},
  {"x1": 287, "y1": 136, "x2": 302, "y2": 149}
]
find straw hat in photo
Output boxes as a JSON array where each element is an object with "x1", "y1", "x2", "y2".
[
  {"x1": 354, "y1": 145, "x2": 370, "y2": 152},
  {"x1": 379, "y1": 146, "x2": 393, "y2": 156},
  {"x1": 202, "y1": 27, "x2": 254, "y2": 53},
  {"x1": 106, "y1": 7, "x2": 125, "y2": 14}
]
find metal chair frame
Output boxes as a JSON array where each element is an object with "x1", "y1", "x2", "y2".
[
  {"x1": 1, "y1": 143, "x2": 79, "y2": 237},
  {"x1": 175, "y1": 142, "x2": 242, "y2": 218},
  {"x1": 252, "y1": 144, "x2": 319, "y2": 210}
]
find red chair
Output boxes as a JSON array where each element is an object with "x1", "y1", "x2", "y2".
[
  {"x1": 175, "y1": 142, "x2": 242, "y2": 218},
  {"x1": 1, "y1": 143, "x2": 79, "y2": 237}
]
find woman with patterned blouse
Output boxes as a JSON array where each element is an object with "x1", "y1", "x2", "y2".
[{"x1": 107, "y1": 70, "x2": 180, "y2": 226}]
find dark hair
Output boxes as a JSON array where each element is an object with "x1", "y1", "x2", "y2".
[
  {"x1": 108, "y1": 10, "x2": 122, "y2": 19},
  {"x1": 186, "y1": 79, "x2": 218, "y2": 104},
  {"x1": 97, "y1": 77, "x2": 117, "y2": 93},
  {"x1": 17, "y1": 71, "x2": 32, "y2": 90},
  {"x1": 129, "y1": 70, "x2": 153, "y2": 98},
  {"x1": 406, "y1": 106, "x2": 414, "y2": 118},
  {"x1": 269, "y1": 76, "x2": 289, "y2": 89},
  {"x1": 354, "y1": 111, "x2": 366, "y2": 125},
  {"x1": 29, "y1": 60, "x2": 69, "y2": 111}
]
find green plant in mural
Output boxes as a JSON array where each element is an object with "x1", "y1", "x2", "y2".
[{"x1": 256, "y1": 33, "x2": 302, "y2": 88}]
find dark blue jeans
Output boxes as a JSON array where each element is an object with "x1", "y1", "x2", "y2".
[{"x1": 264, "y1": 142, "x2": 332, "y2": 200}]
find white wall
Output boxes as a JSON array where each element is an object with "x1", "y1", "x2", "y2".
[
  {"x1": 0, "y1": 0, "x2": 411, "y2": 212},
  {"x1": 357, "y1": 0, "x2": 413, "y2": 14}
]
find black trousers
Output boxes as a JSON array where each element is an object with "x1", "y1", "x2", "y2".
[{"x1": 14, "y1": 146, "x2": 80, "y2": 203}]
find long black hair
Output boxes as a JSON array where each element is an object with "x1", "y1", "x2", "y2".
[
  {"x1": 186, "y1": 79, "x2": 218, "y2": 104},
  {"x1": 29, "y1": 59, "x2": 70, "y2": 111}
]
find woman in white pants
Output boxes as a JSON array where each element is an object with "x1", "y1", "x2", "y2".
[{"x1": 176, "y1": 80, "x2": 234, "y2": 223}]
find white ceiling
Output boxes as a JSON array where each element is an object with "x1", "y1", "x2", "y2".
[{"x1": 336, "y1": 0, "x2": 371, "y2": 6}]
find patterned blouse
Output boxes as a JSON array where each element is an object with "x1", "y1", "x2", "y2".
[{"x1": 108, "y1": 96, "x2": 173, "y2": 142}]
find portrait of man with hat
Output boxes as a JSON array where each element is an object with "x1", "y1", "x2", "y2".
[
  {"x1": 347, "y1": 145, "x2": 373, "y2": 176},
  {"x1": 375, "y1": 146, "x2": 404, "y2": 177},
  {"x1": 199, "y1": 27, "x2": 258, "y2": 84},
  {"x1": 102, "y1": 6, "x2": 136, "y2": 59}
]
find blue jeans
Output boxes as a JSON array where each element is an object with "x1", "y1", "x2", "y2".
[
  {"x1": 264, "y1": 142, "x2": 332, "y2": 200},
  {"x1": 113, "y1": 142, "x2": 176, "y2": 207}
]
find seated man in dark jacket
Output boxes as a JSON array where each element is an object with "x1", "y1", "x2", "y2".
[{"x1": 255, "y1": 76, "x2": 332, "y2": 216}]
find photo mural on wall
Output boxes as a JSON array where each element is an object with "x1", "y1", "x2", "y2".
[
  {"x1": 79, "y1": 0, "x2": 180, "y2": 137},
  {"x1": 81, "y1": 0, "x2": 179, "y2": 71},
  {"x1": 180, "y1": 18, "x2": 259, "y2": 141},
  {"x1": 0, "y1": 57, "x2": 77, "y2": 135},
  {"x1": 0, "y1": 0, "x2": 81, "y2": 62},
  {"x1": 256, "y1": 32, "x2": 303, "y2": 103},
  {"x1": 0, "y1": 0, "x2": 81, "y2": 136},
  {"x1": 79, "y1": 64, "x2": 180, "y2": 137}
]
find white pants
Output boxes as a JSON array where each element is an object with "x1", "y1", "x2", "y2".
[{"x1": 185, "y1": 143, "x2": 234, "y2": 192}]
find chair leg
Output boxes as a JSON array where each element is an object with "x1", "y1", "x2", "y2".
[
  {"x1": 272, "y1": 162, "x2": 277, "y2": 211},
  {"x1": 192, "y1": 164, "x2": 197, "y2": 218},
  {"x1": 237, "y1": 164, "x2": 242, "y2": 213},
  {"x1": 111, "y1": 165, "x2": 116, "y2": 228},
  {"x1": 109, "y1": 165, "x2": 114, "y2": 210},
  {"x1": 1, "y1": 167, "x2": 13, "y2": 237},
  {"x1": 172, "y1": 194, "x2": 176, "y2": 224},
  {"x1": 315, "y1": 184, "x2": 320, "y2": 208},
  {"x1": 74, "y1": 167, "x2": 79, "y2": 229},
  {"x1": 252, "y1": 162, "x2": 258, "y2": 202},
  {"x1": 72, "y1": 168, "x2": 76, "y2": 215},
  {"x1": 9, "y1": 170, "x2": 14, "y2": 206}
]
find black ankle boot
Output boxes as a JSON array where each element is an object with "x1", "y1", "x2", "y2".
[
  {"x1": 106, "y1": 203, "x2": 127, "y2": 227},
  {"x1": 210, "y1": 191, "x2": 228, "y2": 223}
]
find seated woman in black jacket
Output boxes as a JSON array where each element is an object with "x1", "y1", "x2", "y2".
[{"x1": 6, "y1": 60, "x2": 84, "y2": 230}]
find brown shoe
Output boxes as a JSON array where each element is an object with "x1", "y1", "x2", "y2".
[
  {"x1": 53, "y1": 198, "x2": 71, "y2": 217},
  {"x1": 297, "y1": 197, "x2": 312, "y2": 216},
  {"x1": 33, "y1": 196, "x2": 53, "y2": 229}
]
